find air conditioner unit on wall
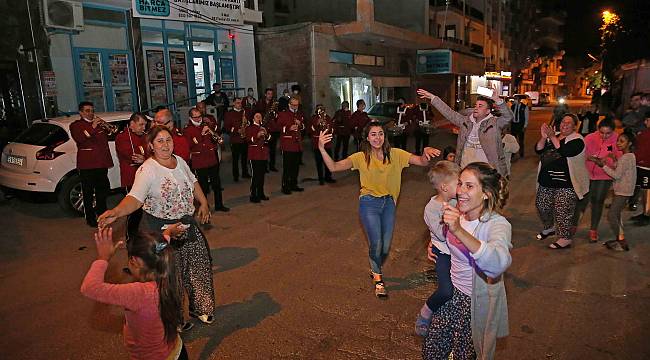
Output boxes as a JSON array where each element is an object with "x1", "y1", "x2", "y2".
[{"x1": 43, "y1": 0, "x2": 84, "y2": 31}]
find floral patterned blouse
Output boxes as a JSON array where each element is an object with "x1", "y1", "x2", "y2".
[{"x1": 128, "y1": 155, "x2": 197, "y2": 220}]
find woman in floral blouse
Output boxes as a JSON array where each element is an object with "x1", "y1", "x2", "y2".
[{"x1": 98, "y1": 125, "x2": 215, "y2": 331}]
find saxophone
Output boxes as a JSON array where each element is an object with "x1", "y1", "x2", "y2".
[
  {"x1": 316, "y1": 107, "x2": 330, "y2": 133},
  {"x1": 262, "y1": 101, "x2": 278, "y2": 127},
  {"x1": 238, "y1": 111, "x2": 248, "y2": 138}
]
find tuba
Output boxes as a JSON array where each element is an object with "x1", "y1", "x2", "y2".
[{"x1": 238, "y1": 111, "x2": 248, "y2": 138}]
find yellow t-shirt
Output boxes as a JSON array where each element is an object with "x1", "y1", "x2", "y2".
[{"x1": 348, "y1": 148, "x2": 412, "y2": 202}]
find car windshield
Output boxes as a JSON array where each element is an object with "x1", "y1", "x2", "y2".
[
  {"x1": 368, "y1": 103, "x2": 398, "y2": 117},
  {"x1": 13, "y1": 123, "x2": 69, "y2": 146}
]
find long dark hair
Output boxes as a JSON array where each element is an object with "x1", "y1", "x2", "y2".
[
  {"x1": 360, "y1": 121, "x2": 391, "y2": 167},
  {"x1": 127, "y1": 232, "x2": 181, "y2": 343},
  {"x1": 462, "y1": 162, "x2": 509, "y2": 219}
]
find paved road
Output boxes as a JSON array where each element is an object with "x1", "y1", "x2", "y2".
[{"x1": 1, "y1": 104, "x2": 649, "y2": 359}]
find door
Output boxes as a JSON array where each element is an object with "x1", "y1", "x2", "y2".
[{"x1": 192, "y1": 53, "x2": 216, "y2": 102}]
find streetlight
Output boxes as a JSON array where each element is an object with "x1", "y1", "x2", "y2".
[{"x1": 598, "y1": 9, "x2": 620, "y2": 89}]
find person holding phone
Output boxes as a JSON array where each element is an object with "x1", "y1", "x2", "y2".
[
  {"x1": 417, "y1": 86, "x2": 514, "y2": 177},
  {"x1": 574, "y1": 118, "x2": 621, "y2": 242}
]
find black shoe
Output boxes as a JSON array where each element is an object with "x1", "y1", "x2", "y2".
[
  {"x1": 250, "y1": 196, "x2": 261, "y2": 203},
  {"x1": 214, "y1": 206, "x2": 230, "y2": 212},
  {"x1": 270, "y1": 167, "x2": 278, "y2": 172},
  {"x1": 630, "y1": 213, "x2": 648, "y2": 222},
  {"x1": 325, "y1": 178, "x2": 336, "y2": 183},
  {"x1": 242, "y1": 174, "x2": 252, "y2": 179},
  {"x1": 291, "y1": 187, "x2": 304, "y2": 192},
  {"x1": 260, "y1": 195, "x2": 270, "y2": 201},
  {"x1": 282, "y1": 188, "x2": 292, "y2": 195}
]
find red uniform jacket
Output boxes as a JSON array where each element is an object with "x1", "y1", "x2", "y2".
[
  {"x1": 115, "y1": 129, "x2": 146, "y2": 187},
  {"x1": 277, "y1": 110, "x2": 305, "y2": 152},
  {"x1": 255, "y1": 99, "x2": 280, "y2": 132},
  {"x1": 246, "y1": 123, "x2": 270, "y2": 160},
  {"x1": 69, "y1": 118, "x2": 114, "y2": 170},
  {"x1": 351, "y1": 110, "x2": 370, "y2": 138},
  {"x1": 183, "y1": 122, "x2": 218, "y2": 169},
  {"x1": 172, "y1": 129, "x2": 190, "y2": 163},
  {"x1": 308, "y1": 114, "x2": 334, "y2": 150},
  {"x1": 333, "y1": 109, "x2": 353, "y2": 136},
  {"x1": 223, "y1": 109, "x2": 249, "y2": 144}
]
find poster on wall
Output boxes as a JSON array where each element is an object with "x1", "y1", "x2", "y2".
[
  {"x1": 172, "y1": 83, "x2": 189, "y2": 105},
  {"x1": 219, "y1": 58, "x2": 234, "y2": 82},
  {"x1": 80, "y1": 52, "x2": 103, "y2": 87},
  {"x1": 132, "y1": 0, "x2": 244, "y2": 25},
  {"x1": 83, "y1": 88, "x2": 106, "y2": 112},
  {"x1": 109, "y1": 54, "x2": 130, "y2": 86},
  {"x1": 114, "y1": 89, "x2": 133, "y2": 111},
  {"x1": 169, "y1": 52, "x2": 187, "y2": 82},
  {"x1": 146, "y1": 50, "x2": 166, "y2": 81},
  {"x1": 149, "y1": 82, "x2": 168, "y2": 107},
  {"x1": 42, "y1": 71, "x2": 57, "y2": 97}
]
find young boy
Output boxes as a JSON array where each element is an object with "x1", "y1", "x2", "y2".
[{"x1": 415, "y1": 160, "x2": 461, "y2": 336}]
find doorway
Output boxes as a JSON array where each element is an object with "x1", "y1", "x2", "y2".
[{"x1": 192, "y1": 53, "x2": 216, "y2": 102}]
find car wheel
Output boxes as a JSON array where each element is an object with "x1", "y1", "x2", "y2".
[{"x1": 57, "y1": 174, "x2": 85, "y2": 216}]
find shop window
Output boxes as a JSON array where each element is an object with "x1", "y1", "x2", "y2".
[
  {"x1": 192, "y1": 40, "x2": 215, "y2": 52},
  {"x1": 142, "y1": 30, "x2": 164, "y2": 45},
  {"x1": 167, "y1": 32, "x2": 185, "y2": 46},
  {"x1": 329, "y1": 51, "x2": 353, "y2": 64}
]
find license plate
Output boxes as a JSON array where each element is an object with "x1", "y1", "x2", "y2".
[{"x1": 6, "y1": 155, "x2": 25, "y2": 167}]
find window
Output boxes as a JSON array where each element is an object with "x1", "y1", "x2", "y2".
[
  {"x1": 192, "y1": 40, "x2": 215, "y2": 52},
  {"x1": 167, "y1": 32, "x2": 185, "y2": 46},
  {"x1": 142, "y1": 30, "x2": 164, "y2": 44},
  {"x1": 14, "y1": 123, "x2": 69, "y2": 146},
  {"x1": 445, "y1": 25, "x2": 456, "y2": 39}
]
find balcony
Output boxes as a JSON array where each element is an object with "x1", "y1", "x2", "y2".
[{"x1": 429, "y1": 0, "x2": 484, "y2": 23}]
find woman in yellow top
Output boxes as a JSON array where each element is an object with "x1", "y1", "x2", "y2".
[{"x1": 318, "y1": 121, "x2": 440, "y2": 297}]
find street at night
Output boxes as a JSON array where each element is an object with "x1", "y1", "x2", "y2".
[{"x1": 2, "y1": 104, "x2": 649, "y2": 359}]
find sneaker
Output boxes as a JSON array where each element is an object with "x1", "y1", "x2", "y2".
[
  {"x1": 374, "y1": 281, "x2": 388, "y2": 298},
  {"x1": 190, "y1": 313, "x2": 214, "y2": 324},
  {"x1": 588, "y1": 230, "x2": 599, "y2": 243},
  {"x1": 414, "y1": 314, "x2": 431, "y2": 337},
  {"x1": 606, "y1": 240, "x2": 629, "y2": 252}
]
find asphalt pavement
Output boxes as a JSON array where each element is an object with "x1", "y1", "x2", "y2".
[{"x1": 1, "y1": 102, "x2": 649, "y2": 359}]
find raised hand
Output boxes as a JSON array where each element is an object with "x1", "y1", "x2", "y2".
[
  {"x1": 318, "y1": 130, "x2": 333, "y2": 150},
  {"x1": 422, "y1": 147, "x2": 442, "y2": 160},
  {"x1": 417, "y1": 88, "x2": 436, "y2": 101},
  {"x1": 94, "y1": 227, "x2": 123, "y2": 261}
]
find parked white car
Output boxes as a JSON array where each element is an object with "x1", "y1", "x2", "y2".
[{"x1": 0, "y1": 112, "x2": 132, "y2": 214}]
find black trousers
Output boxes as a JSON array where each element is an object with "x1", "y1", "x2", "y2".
[
  {"x1": 231, "y1": 142, "x2": 249, "y2": 180},
  {"x1": 313, "y1": 148, "x2": 333, "y2": 181},
  {"x1": 79, "y1": 168, "x2": 109, "y2": 222},
  {"x1": 282, "y1": 151, "x2": 301, "y2": 190},
  {"x1": 195, "y1": 164, "x2": 224, "y2": 208},
  {"x1": 390, "y1": 134, "x2": 407, "y2": 150},
  {"x1": 268, "y1": 132, "x2": 280, "y2": 168},
  {"x1": 511, "y1": 123, "x2": 526, "y2": 157},
  {"x1": 414, "y1": 130, "x2": 430, "y2": 155},
  {"x1": 334, "y1": 135, "x2": 350, "y2": 160},
  {"x1": 123, "y1": 186, "x2": 143, "y2": 241},
  {"x1": 250, "y1": 159, "x2": 267, "y2": 198}
]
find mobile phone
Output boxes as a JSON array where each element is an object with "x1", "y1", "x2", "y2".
[{"x1": 477, "y1": 86, "x2": 494, "y2": 97}]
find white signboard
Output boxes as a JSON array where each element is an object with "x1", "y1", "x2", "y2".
[{"x1": 132, "y1": 0, "x2": 244, "y2": 25}]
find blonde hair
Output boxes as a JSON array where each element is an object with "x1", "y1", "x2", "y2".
[{"x1": 427, "y1": 160, "x2": 461, "y2": 188}]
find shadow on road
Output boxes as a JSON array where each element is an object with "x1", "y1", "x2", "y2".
[
  {"x1": 384, "y1": 269, "x2": 438, "y2": 292},
  {"x1": 183, "y1": 292, "x2": 282, "y2": 360},
  {"x1": 210, "y1": 247, "x2": 259, "y2": 274}
]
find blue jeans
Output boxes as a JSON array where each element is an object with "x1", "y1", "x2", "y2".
[
  {"x1": 426, "y1": 247, "x2": 453, "y2": 312},
  {"x1": 359, "y1": 195, "x2": 396, "y2": 274}
]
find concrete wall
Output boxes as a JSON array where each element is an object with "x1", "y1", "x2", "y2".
[
  {"x1": 234, "y1": 24, "x2": 259, "y2": 97},
  {"x1": 374, "y1": 0, "x2": 428, "y2": 34}
]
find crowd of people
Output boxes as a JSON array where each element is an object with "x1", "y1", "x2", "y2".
[{"x1": 73, "y1": 82, "x2": 648, "y2": 359}]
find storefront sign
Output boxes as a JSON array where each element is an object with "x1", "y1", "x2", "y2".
[
  {"x1": 416, "y1": 50, "x2": 452, "y2": 74},
  {"x1": 132, "y1": 0, "x2": 244, "y2": 25}
]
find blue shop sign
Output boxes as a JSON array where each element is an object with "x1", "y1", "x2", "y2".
[
  {"x1": 417, "y1": 49, "x2": 452, "y2": 74},
  {"x1": 134, "y1": 0, "x2": 170, "y2": 17}
]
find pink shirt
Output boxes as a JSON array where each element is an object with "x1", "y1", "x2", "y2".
[
  {"x1": 583, "y1": 132, "x2": 621, "y2": 180},
  {"x1": 80, "y1": 260, "x2": 177, "y2": 360}
]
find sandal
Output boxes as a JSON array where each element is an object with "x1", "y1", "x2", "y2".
[
  {"x1": 190, "y1": 312, "x2": 214, "y2": 324},
  {"x1": 549, "y1": 241, "x2": 571, "y2": 250},
  {"x1": 536, "y1": 230, "x2": 556, "y2": 240},
  {"x1": 374, "y1": 281, "x2": 388, "y2": 298},
  {"x1": 414, "y1": 314, "x2": 431, "y2": 337}
]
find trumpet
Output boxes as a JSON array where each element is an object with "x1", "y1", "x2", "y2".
[
  {"x1": 201, "y1": 120, "x2": 224, "y2": 145},
  {"x1": 316, "y1": 107, "x2": 330, "y2": 132},
  {"x1": 96, "y1": 117, "x2": 119, "y2": 135}
]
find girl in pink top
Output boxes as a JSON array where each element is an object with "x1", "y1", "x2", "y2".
[
  {"x1": 81, "y1": 228, "x2": 187, "y2": 360},
  {"x1": 575, "y1": 118, "x2": 622, "y2": 242}
]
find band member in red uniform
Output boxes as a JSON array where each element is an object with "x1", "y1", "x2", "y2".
[
  {"x1": 333, "y1": 101, "x2": 353, "y2": 160},
  {"x1": 223, "y1": 97, "x2": 251, "y2": 182},
  {"x1": 309, "y1": 105, "x2": 336, "y2": 185},
  {"x1": 196, "y1": 101, "x2": 219, "y2": 132},
  {"x1": 412, "y1": 102, "x2": 434, "y2": 155},
  {"x1": 243, "y1": 87, "x2": 257, "y2": 119},
  {"x1": 278, "y1": 96, "x2": 305, "y2": 194},
  {"x1": 351, "y1": 99, "x2": 370, "y2": 151},
  {"x1": 184, "y1": 107, "x2": 230, "y2": 212},
  {"x1": 115, "y1": 112, "x2": 147, "y2": 238},
  {"x1": 70, "y1": 101, "x2": 114, "y2": 227},
  {"x1": 246, "y1": 111, "x2": 271, "y2": 202},
  {"x1": 255, "y1": 88, "x2": 280, "y2": 171},
  {"x1": 154, "y1": 108, "x2": 190, "y2": 162}
]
